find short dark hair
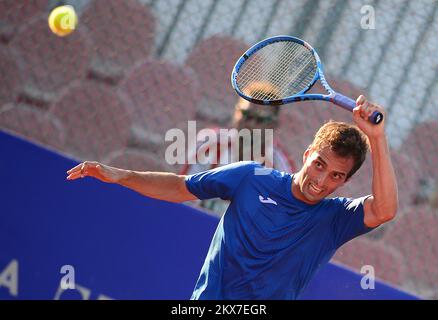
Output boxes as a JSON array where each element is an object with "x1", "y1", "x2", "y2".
[{"x1": 311, "y1": 120, "x2": 369, "y2": 180}]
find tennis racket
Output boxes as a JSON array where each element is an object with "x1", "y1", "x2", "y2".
[{"x1": 231, "y1": 35, "x2": 383, "y2": 124}]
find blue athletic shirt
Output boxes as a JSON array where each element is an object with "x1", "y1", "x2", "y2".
[{"x1": 185, "y1": 161, "x2": 376, "y2": 300}]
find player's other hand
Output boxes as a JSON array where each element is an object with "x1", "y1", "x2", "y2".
[
  {"x1": 353, "y1": 95, "x2": 386, "y2": 139},
  {"x1": 66, "y1": 161, "x2": 121, "y2": 183}
]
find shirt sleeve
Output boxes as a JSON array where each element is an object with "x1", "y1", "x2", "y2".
[
  {"x1": 185, "y1": 161, "x2": 260, "y2": 200},
  {"x1": 331, "y1": 195, "x2": 377, "y2": 248}
]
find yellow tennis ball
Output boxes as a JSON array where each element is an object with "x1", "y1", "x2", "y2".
[{"x1": 48, "y1": 5, "x2": 78, "y2": 37}]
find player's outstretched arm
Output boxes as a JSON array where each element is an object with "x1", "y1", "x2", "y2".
[{"x1": 66, "y1": 161, "x2": 198, "y2": 203}]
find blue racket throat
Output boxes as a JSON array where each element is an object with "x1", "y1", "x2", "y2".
[{"x1": 231, "y1": 35, "x2": 384, "y2": 125}]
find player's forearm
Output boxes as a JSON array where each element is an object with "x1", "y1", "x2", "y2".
[
  {"x1": 369, "y1": 135, "x2": 398, "y2": 220},
  {"x1": 117, "y1": 170, "x2": 197, "y2": 203}
]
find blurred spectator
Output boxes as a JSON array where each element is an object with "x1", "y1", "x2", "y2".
[
  {"x1": 180, "y1": 82, "x2": 296, "y2": 217},
  {"x1": 429, "y1": 180, "x2": 438, "y2": 209},
  {"x1": 412, "y1": 177, "x2": 436, "y2": 207}
]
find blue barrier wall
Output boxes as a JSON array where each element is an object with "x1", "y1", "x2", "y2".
[{"x1": 0, "y1": 130, "x2": 418, "y2": 300}]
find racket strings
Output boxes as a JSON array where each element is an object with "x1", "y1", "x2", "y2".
[
  {"x1": 260, "y1": 43, "x2": 314, "y2": 98},
  {"x1": 238, "y1": 43, "x2": 302, "y2": 100},
  {"x1": 252, "y1": 43, "x2": 305, "y2": 100},
  {"x1": 247, "y1": 42, "x2": 313, "y2": 98},
  {"x1": 270, "y1": 44, "x2": 312, "y2": 96},
  {"x1": 236, "y1": 41, "x2": 317, "y2": 101}
]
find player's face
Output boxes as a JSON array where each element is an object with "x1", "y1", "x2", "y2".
[{"x1": 293, "y1": 146, "x2": 354, "y2": 204}]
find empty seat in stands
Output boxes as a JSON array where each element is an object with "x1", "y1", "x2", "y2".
[
  {"x1": 0, "y1": 46, "x2": 21, "y2": 106},
  {"x1": 383, "y1": 205, "x2": 438, "y2": 290},
  {"x1": 82, "y1": 0, "x2": 155, "y2": 83},
  {"x1": 333, "y1": 237, "x2": 406, "y2": 286},
  {"x1": 0, "y1": 0, "x2": 47, "y2": 42},
  {"x1": 390, "y1": 149, "x2": 421, "y2": 207},
  {"x1": 103, "y1": 148, "x2": 177, "y2": 173},
  {"x1": 118, "y1": 59, "x2": 199, "y2": 151},
  {"x1": 185, "y1": 36, "x2": 248, "y2": 124},
  {"x1": 403, "y1": 120, "x2": 438, "y2": 180},
  {"x1": 49, "y1": 81, "x2": 131, "y2": 160},
  {"x1": 0, "y1": 103, "x2": 65, "y2": 150},
  {"x1": 10, "y1": 16, "x2": 91, "y2": 107}
]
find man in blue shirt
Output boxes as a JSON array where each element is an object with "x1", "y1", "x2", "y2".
[{"x1": 66, "y1": 95, "x2": 398, "y2": 299}]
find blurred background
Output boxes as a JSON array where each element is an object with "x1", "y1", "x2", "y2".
[{"x1": 0, "y1": 0, "x2": 437, "y2": 299}]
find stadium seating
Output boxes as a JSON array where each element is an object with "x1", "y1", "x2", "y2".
[
  {"x1": 49, "y1": 81, "x2": 131, "y2": 160},
  {"x1": 82, "y1": 0, "x2": 155, "y2": 84},
  {"x1": 185, "y1": 35, "x2": 249, "y2": 124},
  {"x1": 118, "y1": 58, "x2": 199, "y2": 152},
  {"x1": 10, "y1": 16, "x2": 91, "y2": 108},
  {"x1": 403, "y1": 120, "x2": 438, "y2": 180},
  {"x1": 0, "y1": 0, "x2": 47, "y2": 42},
  {"x1": 103, "y1": 148, "x2": 177, "y2": 173},
  {"x1": 0, "y1": 103, "x2": 65, "y2": 150},
  {"x1": 383, "y1": 205, "x2": 438, "y2": 292},
  {"x1": 0, "y1": 46, "x2": 21, "y2": 106},
  {"x1": 333, "y1": 237, "x2": 406, "y2": 286},
  {"x1": 390, "y1": 149, "x2": 421, "y2": 207}
]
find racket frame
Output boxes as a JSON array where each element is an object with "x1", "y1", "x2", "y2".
[{"x1": 231, "y1": 35, "x2": 383, "y2": 124}]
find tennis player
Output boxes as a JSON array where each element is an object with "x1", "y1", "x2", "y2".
[{"x1": 66, "y1": 95, "x2": 398, "y2": 299}]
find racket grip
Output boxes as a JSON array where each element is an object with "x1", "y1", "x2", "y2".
[
  {"x1": 332, "y1": 93, "x2": 356, "y2": 111},
  {"x1": 333, "y1": 94, "x2": 384, "y2": 125}
]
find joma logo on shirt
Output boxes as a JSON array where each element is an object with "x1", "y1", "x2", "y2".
[{"x1": 259, "y1": 195, "x2": 277, "y2": 205}]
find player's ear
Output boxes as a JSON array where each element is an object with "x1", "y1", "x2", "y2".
[{"x1": 303, "y1": 145, "x2": 312, "y2": 163}]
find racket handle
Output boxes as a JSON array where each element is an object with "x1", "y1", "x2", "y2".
[
  {"x1": 369, "y1": 111, "x2": 384, "y2": 124},
  {"x1": 332, "y1": 94, "x2": 384, "y2": 125}
]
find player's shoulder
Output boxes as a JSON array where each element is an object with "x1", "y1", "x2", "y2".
[
  {"x1": 248, "y1": 165, "x2": 292, "y2": 188},
  {"x1": 214, "y1": 161, "x2": 292, "y2": 186},
  {"x1": 206, "y1": 161, "x2": 264, "y2": 179},
  {"x1": 222, "y1": 160, "x2": 263, "y2": 171},
  {"x1": 327, "y1": 196, "x2": 370, "y2": 211}
]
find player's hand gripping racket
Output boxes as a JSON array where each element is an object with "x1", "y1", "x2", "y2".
[{"x1": 231, "y1": 35, "x2": 383, "y2": 124}]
